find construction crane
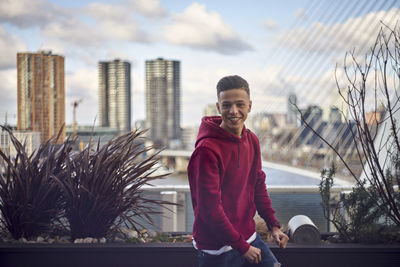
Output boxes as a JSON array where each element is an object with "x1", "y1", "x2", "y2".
[{"x1": 71, "y1": 99, "x2": 83, "y2": 138}]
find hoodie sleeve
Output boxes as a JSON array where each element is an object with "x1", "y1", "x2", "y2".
[
  {"x1": 188, "y1": 146, "x2": 250, "y2": 255},
  {"x1": 253, "y1": 136, "x2": 281, "y2": 230}
]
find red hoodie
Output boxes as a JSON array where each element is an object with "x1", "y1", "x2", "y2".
[{"x1": 188, "y1": 116, "x2": 280, "y2": 255}]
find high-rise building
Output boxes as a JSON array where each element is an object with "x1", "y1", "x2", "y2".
[
  {"x1": 17, "y1": 51, "x2": 65, "y2": 143},
  {"x1": 287, "y1": 93, "x2": 299, "y2": 126},
  {"x1": 98, "y1": 59, "x2": 131, "y2": 133},
  {"x1": 145, "y1": 58, "x2": 181, "y2": 147}
]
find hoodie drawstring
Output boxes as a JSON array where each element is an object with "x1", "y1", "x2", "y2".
[{"x1": 237, "y1": 142, "x2": 240, "y2": 168}]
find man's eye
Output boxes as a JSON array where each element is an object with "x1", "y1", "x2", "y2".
[{"x1": 223, "y1": 104, "x2": 230, "y2": 108}]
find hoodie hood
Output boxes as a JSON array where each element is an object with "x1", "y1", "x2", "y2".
[{"x1": 195, "y1": 116, "x2": 247, "y2": 147}]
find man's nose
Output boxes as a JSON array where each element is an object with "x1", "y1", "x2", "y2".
[{"x1": 229, "y1": 104, "x2": 238, "y2": 114}]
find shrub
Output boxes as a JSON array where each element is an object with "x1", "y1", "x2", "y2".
[
  {"x1": 0, "y1": 127, "x2": 70, "y2": 239},
  {"x1": 320, "y1": 165, "x2": 400, "y2": 243},
  {"x1": 55, "y1": 130, "x2": 173, "y2": 239}
]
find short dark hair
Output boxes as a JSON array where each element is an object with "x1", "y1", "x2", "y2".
[{"x1": 216, "y1": 75, "x2": 250, "y2": 97}]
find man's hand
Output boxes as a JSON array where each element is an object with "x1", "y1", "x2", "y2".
[
  {"x1": 244, "y1": 246, "x2": 262, "y2": 264},
  {"x1": 271, "y1": 227, "x2": 289, "y2": 248}
]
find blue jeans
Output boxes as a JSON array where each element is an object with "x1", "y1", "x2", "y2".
[{"x1": 197, "y1": 234, "x2": 280, "y2": 267}]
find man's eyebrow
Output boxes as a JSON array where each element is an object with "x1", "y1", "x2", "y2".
[{"x1": 221, "y1": 99, "x2": 246, "y2": 103}]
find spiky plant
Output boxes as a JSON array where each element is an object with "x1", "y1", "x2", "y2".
[
  {"x1": 55, "y1": 130, "x2": 173, "y2": 239},
  {"x1": 0, "y1": 126, "x2": 71, "y2": 239}
]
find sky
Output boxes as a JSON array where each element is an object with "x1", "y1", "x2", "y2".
[{"x1": 0, "y1": 0, "x2": 399, "y2": 127}]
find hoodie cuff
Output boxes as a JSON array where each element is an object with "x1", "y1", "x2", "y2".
[
  {"x1": 267, "y1": 220, "x2": 281, "y2": 231},
  {"x1": 231, "y1": 237, "x2": 251, "y2": 255}
]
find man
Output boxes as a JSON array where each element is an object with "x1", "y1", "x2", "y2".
[{"x1": 188, "y1": 75, "x2": 288, "y2": 267}]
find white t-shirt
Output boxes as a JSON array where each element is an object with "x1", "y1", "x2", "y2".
[{"x1": 192, "y1": 232, "x2": 257, "y2": 255}]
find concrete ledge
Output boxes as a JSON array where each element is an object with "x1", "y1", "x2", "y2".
[{"x1": 1, "y1": 242, "x2": 400, "y2": 267}]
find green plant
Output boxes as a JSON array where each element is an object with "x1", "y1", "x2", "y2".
[
  {"x1": 55, "y1": 130, "x2": 174, "y2": 239},
  {"x1": 320, "y1": 165, "x2": 400, "y2": 243},
  {"x1": 0, "y1": 126, "x2": 70, "y2": 239}
]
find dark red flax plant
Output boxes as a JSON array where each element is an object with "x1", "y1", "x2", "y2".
[
  {"x1": 55, "y1": 130, "x2": 174, "y2": 240},
  {"x1": 0, "y1": 126, "x2": 71, "y2": 239}
]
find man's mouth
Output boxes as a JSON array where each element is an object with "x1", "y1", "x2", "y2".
[{"x1": 228, "y1": 117, "x2": 241, "y2": 123}]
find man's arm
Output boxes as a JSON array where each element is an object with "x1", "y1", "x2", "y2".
[
  {"x1": 188, "y1": 147, "x2": 250, "y2": 254},
  {"x1": 252, "y1": 134, "x2": 288, "y2": 247},
  {"x1": 254, "y1": 169, "x2": 281, "y2": 229}
]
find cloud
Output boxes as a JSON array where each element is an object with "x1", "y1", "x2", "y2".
[
  {"x1": 262, "y1": 19, "x2": 278, "y2": 31},
  {"x1": 0, "y1": 25, "x2": 27, "y2": 69},
  {"x1": 42, "y1": 2, "x2": 152, "y2": 48},
  {"x1": 163, "y1": 3, "x2": 253, "y2": 55},
  {"x1": 0, "y1": 0, "x2": 67, "y2": 28},
  {"x1": 85, "y1": 2, "x2": 131, "y2": 21},
  {"x1": 42, "y1": 18, "x2": 150, "y2": 48},
  {"x1": 127, "y1": 0, "x2": 168, "y2": 18},
  {"x1": 295, "y1": 8, "x2": 308, "y2": 21},
  {"x1": 0, "y1": 0, "x2": 156, "y2": 46},
  {"x1": 43, "y1": 19, "x2": 101, "y2": 47},
  {"x1": 275, "y1": 7, "x2": 400, "y2": 56}
]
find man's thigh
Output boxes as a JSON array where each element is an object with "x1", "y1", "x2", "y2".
[{"x1": 197, "y1": 235, "x2": 280, "y2": 267}]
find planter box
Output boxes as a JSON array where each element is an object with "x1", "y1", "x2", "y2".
[
  {"x1": 1, "y1": 242, "x2": 400, "y2": 267},
  {"x1": 274, "y1": 243, "x2": 400, "y2": 267}
]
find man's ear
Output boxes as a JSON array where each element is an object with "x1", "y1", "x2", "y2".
[
  {"x1": 216, "y1": 102, "x2": 221, "y2": 114},
  {"x1": 248, "y1": 100, "x2": 252, "y2": 113}
]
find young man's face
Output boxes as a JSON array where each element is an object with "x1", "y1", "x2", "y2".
[{"x1": 216, "y1": 88, "x2": 252, "y2": 137}]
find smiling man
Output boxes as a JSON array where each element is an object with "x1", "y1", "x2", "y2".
[{"x1": 188, "y1": 75, "x2": 288, "y2": 267}]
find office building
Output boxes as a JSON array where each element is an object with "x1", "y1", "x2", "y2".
[
  {"x1": 329, "y1": 106, "x2": 342, "y2": 124},
  {"x1": 98, "y1": 59, "x2": 131, "y2": 133},
  {"x1": 17, "y1": 51, "x2": 65, "y2": 143},
  {"x1": 0, "y1": 128, "x2": 41, "y2": 159},
  {"x1": 287, "y1": 93, "x2": 299, "y2": 126},
  {"x1": 145, "y1": 58, "x2": 181, "y2": 147}
]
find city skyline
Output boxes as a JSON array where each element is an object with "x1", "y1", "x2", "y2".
[{"x1": 0, "y1": 1, "x2": 399, "y2": 128}]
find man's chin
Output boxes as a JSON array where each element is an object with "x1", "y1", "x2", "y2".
[
  {"x1": 229, "y1": 121, "x2": 243, "y2": 128},
  {"x1": 227, "y1": 124, "x2": 243, "y2": 133}
]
